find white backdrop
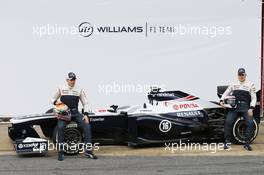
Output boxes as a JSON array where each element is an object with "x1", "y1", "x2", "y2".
[{"x1": 0, "y1": 0, "x2": 261, "y2": 115}]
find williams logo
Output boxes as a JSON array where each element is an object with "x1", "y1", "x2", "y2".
[
  {"x1": 78, "y1": 21, "x2": 144, "y2": 37},
  {"x1": 79, "y1": 22, "x2": 93, "y2": 37}
]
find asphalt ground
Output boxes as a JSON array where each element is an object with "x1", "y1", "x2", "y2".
[{"x1": 0, "y1": 155, "x2": 263, "y2": 175}]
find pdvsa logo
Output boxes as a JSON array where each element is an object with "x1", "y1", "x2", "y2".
[
  {"x1": 173, "y1": 102, "x2": 199, "y2": 111},
  {"x1": 79, "y1": 22, "x2": 93, "y2": 37}
]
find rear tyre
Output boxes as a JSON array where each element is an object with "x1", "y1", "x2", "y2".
[{"x1": 232, "y1": 117, "x2": 259, "y2": 144}]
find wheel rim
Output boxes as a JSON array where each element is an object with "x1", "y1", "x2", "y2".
[
  {"x1": 233, "y1": 117, "x2": 258, "y2": 144},
  {"x1": 58, "y1": 128, "x2": 82, "y2": 154},
  {"x1": 236, "y1": 121, "x2": 247, "y2": 140}
]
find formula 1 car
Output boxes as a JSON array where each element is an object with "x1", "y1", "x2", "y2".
[{"x1": 8, "y1": 86, "x2": 260, "y2": 154}]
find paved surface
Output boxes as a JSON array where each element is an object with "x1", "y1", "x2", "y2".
[{"x1": 0, "y1": 155, "x2": 263, "y2": 175}]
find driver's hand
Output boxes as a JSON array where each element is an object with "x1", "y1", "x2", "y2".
[
  {"x1": 248, "y1": 109, "x2": 253, "y2": 117},
  {"x1": 83, "y1": 115, "x2": 90, "y2": 124},
  {"x1": 220, "y1": 101, "x2": 225, "y2": 108},
  {"x1": 55, "y1": 101, "x2": 63, "y2": 105}
]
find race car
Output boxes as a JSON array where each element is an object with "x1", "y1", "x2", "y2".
[{"x1": 8, "y1": 86, "x2": 260, "y2": 154}]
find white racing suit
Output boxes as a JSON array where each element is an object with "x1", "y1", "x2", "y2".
[
  {"x1": 220, "y1": 80, "x2": 256, "y2": 143},
  {"x1": 51, "y1": 84, "x2": 93, "y2": 153}
]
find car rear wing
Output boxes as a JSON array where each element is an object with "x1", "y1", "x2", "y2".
[{"x1": 147, "y1": 87, "x2": 199, "y2": 105}]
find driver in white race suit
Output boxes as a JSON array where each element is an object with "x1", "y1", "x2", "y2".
[
  {"x1": 220, "y1": 68, "x2": 256, "y2": 151},
  {"x1": 51, "y1": 72, "x2": 97, "y2": 161}
]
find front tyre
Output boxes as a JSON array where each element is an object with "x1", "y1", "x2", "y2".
[
  {"x1": 52, "y1": 122, "x2": 83, "y2": 155},
  {"x1": 232, "y1": 117, "x2": 259, "y2": 144}
]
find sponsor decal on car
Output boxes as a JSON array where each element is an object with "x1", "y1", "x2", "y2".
[
  {"x1": 90, "y1": 118, "x2": 105, "y2": 122},
  {"x1": 175, "y1": 111, "x2": 203, "y2": 118},
  {"x1": 156, "y1": 93, "x2": 175, "y2": 97},
  {"x1": 18, "y1": 144, "x2": 23, "y2": 149},
  {"x1": 173, "y1": 102, "x2": 201, "y2": 111},
  {"x1": 139, "y1": 109, "x2": 153, "y2": 112},
  {"x1": 98, "y1": 109, "x2": 107, "y2": 112},
  {"x1": 159, "y1": 120, "x2": 172, "y2": 133},
  {"x1": 16, "y1": 142, "x2": 48, "y2": 154}
]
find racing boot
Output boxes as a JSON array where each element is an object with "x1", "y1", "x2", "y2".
[
  {"x1": 84, "y1": 151, "x2": 98, "y2": 159},
  {"x1": 224, "y1": 141, "x2": 231, "y2": 150},
  {"x1": 243, "y1": 143, "x2": 253, "y2": 151},
  {"x1": 58, "y1": 151, "x2": 64, "y2": 161}
]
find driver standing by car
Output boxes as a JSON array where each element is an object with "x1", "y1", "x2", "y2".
[
  {"x1": 51, "y1": 72, "x2": 97, "y2": 161},
  {"x1": 220, "y1": 68, "x2": 256, "y2": 151}
]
